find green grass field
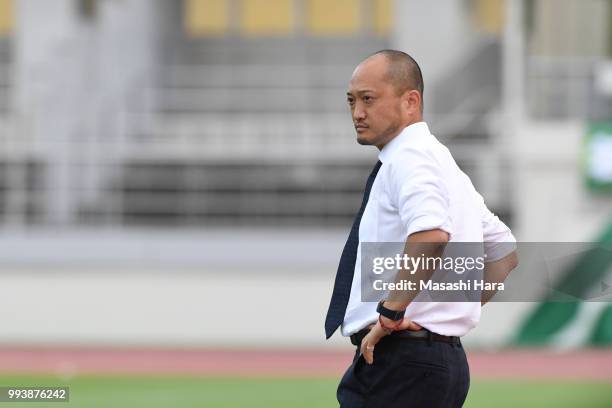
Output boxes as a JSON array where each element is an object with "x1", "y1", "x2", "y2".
[{"x1": 0, "y1": 375, "x2": 610, "y2": 408}]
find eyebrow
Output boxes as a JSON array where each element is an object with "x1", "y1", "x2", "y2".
[{"x1": 346, "y1": 89, "x2": 376, "y2": 96}]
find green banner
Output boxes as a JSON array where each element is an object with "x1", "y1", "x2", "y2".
[{"x1": 584, "y1": 122, "x2": 612, "y2": 193}]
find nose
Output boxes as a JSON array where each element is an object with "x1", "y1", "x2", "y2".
[{"x1": 353, "y1": 104, "x2": 366, "y2": 121}]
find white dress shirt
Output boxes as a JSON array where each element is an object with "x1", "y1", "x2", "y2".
[{"x1": 341, "y1": 122, "x2": 516, "y2": 337}]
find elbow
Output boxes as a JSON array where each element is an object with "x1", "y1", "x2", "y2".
[
  {"x1": 508, "y1": 251, "x2": 519, "y2": 271},
  {"x1": 429, "y1": 228, "x2": 451, "y2": 243}
]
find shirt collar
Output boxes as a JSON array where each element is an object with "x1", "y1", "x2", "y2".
[{"x1": 378, "y1": 121, "x2": 431, "y2": 163}]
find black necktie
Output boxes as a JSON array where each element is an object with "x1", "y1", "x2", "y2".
[{"x1": 325, "y1": 160, "x2": 383, "y2": 339}]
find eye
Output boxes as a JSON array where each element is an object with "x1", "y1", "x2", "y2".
[
  {"x1": 347, "y1": 97, "x2": 355, "y2": 106},
  {"x1": 363, "y1": 95, "x2": 373, "y2": 104}
]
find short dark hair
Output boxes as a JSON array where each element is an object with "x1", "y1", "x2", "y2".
[{"x1": 368, "y1": 49, "x2": 424, "y2": 109}]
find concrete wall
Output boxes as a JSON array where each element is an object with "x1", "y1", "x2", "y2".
[
  {"x1": 0, "y1": 229, "x2": 351, "y2": 349},
  {"x1": 0, "y1": 228, "x2": 534, "y2": 349},
  {"x1": 0, "y1": 266, "x2": 531, "y2": 350},
  {"x1": 0, "y1": 267, "x2": 347, "y2": 349}
]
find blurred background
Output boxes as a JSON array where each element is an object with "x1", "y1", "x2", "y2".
[{"x1": 0, "y1": 0, "x2": 611, "y2": 407}]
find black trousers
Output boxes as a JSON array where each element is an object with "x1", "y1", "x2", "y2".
[{"x1": 337, "y1": 335, "x2": 470, "y2": 407}]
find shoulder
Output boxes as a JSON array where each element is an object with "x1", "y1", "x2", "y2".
[{"x1": 383, "y1": 137, "x2": 447, "y2": 180}]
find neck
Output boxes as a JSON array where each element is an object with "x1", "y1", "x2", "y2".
[{"x1": 376, "y1": 117, "x2": 423, "y2": 150}]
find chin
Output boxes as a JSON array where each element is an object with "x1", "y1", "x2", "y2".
[{"x1": 356, "y1": 133, "x2": 374, "y2": 146}]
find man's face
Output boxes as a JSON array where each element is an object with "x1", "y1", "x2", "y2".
[{"x1": 347, "y1": 56, "x2": 404, "y2": 149}]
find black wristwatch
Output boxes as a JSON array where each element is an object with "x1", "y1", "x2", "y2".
[{"x1": 376, "y1": 300, "x2": 405, "y2": 321}]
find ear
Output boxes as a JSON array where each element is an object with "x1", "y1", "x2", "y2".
[
  {"x1": 405, "y1": 90, "x2": 421, "y2": 114},
  {"x1": 400, "y1": 89, "x2": 419, "y2": 114}
]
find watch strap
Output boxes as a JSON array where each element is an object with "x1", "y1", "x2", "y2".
[{"x1": 377, "y1": 300, "x2": 405, "y2": 321}]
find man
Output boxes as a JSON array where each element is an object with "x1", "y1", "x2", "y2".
[{"x1": 325, "y1": 50, "x2": 518, "y2": 407}]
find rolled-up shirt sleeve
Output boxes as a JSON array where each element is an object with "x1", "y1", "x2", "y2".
[
  {"x1": 388, "y1": 148, "x2": 453, "y2": 238},
  {"x1": 478, "y1": 193, "x2": 516, "y2": 261}
]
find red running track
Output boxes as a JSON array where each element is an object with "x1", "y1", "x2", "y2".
[{"x1": 0, "y1": 347, "x2": 611, "y2": 380}]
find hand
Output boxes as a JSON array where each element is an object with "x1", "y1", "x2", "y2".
[{"x1": 360, "y1": 317, "x2": 422, "y2": 365}]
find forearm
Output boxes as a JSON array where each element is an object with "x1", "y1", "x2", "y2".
[{"x1": 384, "y1": 229, "x2": 449, "y2": 311}]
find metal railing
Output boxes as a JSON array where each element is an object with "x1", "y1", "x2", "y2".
[{"x1": 0, "y1": 35, "x2": 515, "y2": 229}]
